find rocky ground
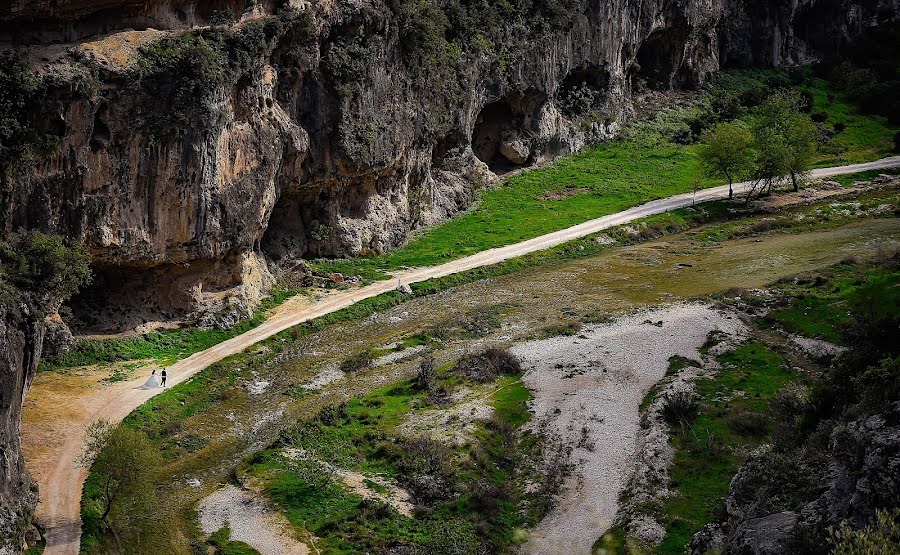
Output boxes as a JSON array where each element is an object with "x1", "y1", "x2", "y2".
[
  {"x1": 514, "y1": 304, "x2": 746, "y2": 554},
  {"x1": 197, "y1": 484, "x2": 310, "y2": 555}
]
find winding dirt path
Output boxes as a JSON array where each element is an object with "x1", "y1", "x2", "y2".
[{"x1": 24, "y1": 157, "x2": 900, "y2": 554}]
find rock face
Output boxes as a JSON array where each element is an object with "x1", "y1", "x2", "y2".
[
  {"x1": 0, "y1": 0, "x2": 895, "y2": 330},
  {"x1": 0, "y1": 305, "x2": 42, "y2": 555}
]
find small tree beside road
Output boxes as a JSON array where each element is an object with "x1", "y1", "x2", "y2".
[
  {"x1": 698, "y1": 122, "x2": 755, "y2": 199},
  {"x1": 79, "y1": 420, "x2": 161, "y2": 550},
  {"x1": 753, "y1": 90, "x2": 818, "y2": 194}
]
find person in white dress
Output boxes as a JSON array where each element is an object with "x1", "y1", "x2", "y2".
[{"x1": 141, "y1": 369, "x2": 161, "y2": 389}]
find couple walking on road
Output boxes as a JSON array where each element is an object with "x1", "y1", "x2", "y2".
[{"x1": 140, "y1": 368, "x2": 167, "y2": 389}]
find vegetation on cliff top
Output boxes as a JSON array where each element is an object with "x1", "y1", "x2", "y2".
[
  {"x1": 0, "y1": 50, "x2": 49, "y2": 187},
  {"x1": 0, "y1": 230, "x2": 92, "y2": 315}
]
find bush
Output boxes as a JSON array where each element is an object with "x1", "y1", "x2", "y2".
[
  {"x1": 315, "y1": 403, "x2": 348, "y2": 426},
  {"x1": 661, "y1": 390, "x2": 699, "y2": 426},
  {"x1": 455, "y1": 347, "x2": 522, "y2": 382},
  {"x1": 0, "y1": 230, "x2": 92, "y2": 314},
  {"x1": 416, "y1": 354, "x2": 436, "y2": 391},
  {"x1": 829, "y1": 509, "x2": 900, "y2": 555},
  {"x1": 340, "y1": 349, "x2": 374, "y2": 373},
  {"x1": 0, "y1": 50, "x2": 48, "y2": 181}
]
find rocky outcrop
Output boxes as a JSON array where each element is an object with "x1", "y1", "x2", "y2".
[
  {"x1": 1, "y1": 0, "x2": 894, "y2": 331},
  {"x1": 692, "y1": 408, "x2": 900, "y2": 555},
  {"x1": 0, "y1": 305, "x2": 42, "y2": 555}
]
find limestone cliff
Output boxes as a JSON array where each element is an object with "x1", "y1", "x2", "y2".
[
  {"x1": 0, "y1": 306, "x2": 42, "y2": 555},
  {"x1": 0, "y1": 0, "x2": 895, "y2": 330}
]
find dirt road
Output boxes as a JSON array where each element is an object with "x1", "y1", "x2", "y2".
[{"x1": 26, "y1": 156, "x2": 900, "y2": 554}]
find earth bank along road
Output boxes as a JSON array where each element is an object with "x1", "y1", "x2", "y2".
[{"x1": 34, "y1": 157, "x2": 900, "y2": 554}]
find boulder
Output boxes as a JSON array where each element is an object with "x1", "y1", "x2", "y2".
[{"x1": 727, "y1": 511, "x2": 798, "y2": 555}]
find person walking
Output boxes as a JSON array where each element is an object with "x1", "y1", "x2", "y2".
[
  {"x1": 140, "y1": 369, "x2": 160, "y2": 389},
  {"x1": 161, "y1": 369, "x2": 167, "y2": 387}
]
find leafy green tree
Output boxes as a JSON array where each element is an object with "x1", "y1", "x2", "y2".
[
  {"x1": 698, "y1": 122, "x2": 755, "y2": 199},
  {"x1": 0, "y1": 50, "x2": 46, "y2": 186},
  {"x1": 747, "y1": 125, "x2": 792, "y2": 203},
  {"x1": 753, "y1": 91, "x2": 818, "y2": 193},
  {"x1": 79, "y1": 420, "x2": 162, "y2": 551},
  {"x1": 0, "y1": 230, "x2": 92, "y2": 315},
  {"x1": 830, "y1": 509, "x2": 900, "y2": 555}
]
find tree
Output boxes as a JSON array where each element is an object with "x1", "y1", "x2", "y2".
[
  {"x1": 747, "y1": 125, "x2": 791, "y2": 203},
  {"x1": 0, "y1": 50, "x2": 46, "y2": 187},
  {"x1": 0, "y1": 230, "x2": 92, "y2": 315},
  {"x1": 697, "y1": 122, "x2": 755, "y2": 199},
  {"x1": 79, "y1": 420, "x2": 162, "y2": 550},
  {"x1": 753, "y1": 91, "x2": 818, "y2": 193}
]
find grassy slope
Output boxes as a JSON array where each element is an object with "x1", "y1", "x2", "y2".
[
  {"x1": 764, "y1": 262, "x2": 900, "y2": 344},
  {"x1": 802, "y1": 75, "x2": 897, "y2": 167},
  {"x1": 245, "y1": 370, "x2": 535, "y2": 553},
  {"x1": 657, "y1": 343, "x2": 793, "y2": 554}
]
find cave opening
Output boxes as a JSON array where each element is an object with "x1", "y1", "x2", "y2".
[
  {"x1": 90, "y1": 104, "x2": 110, "y2": 152},
  {"x1": 634, "y1": 27, "x2": 690, "y2": 90},
  {"x1": 472, "y1": 101, "x2": 520, "y2": 172},
  {"x1": 471, "y1": 91, "x2": 546, "y2": 174}
]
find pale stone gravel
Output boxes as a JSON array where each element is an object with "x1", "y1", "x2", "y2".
[
  {"x1": 398, "y1": 387, "x2": 494, "y2": 445},
  {"x1": 301, "y1": 363, "x2": 343, "y2": 390},
  {"x1": 790, "y1": 335, "x2": 846, "y2": 359},
  {"x1": 514, "y1": 303, "x2": 747, "y2": 555},
  {"x1": 373, "y1": 344, "x2": 426, "y2": 366},
  {"x1": 198, "y1": 484, "x2": 310, "y2": 555}
]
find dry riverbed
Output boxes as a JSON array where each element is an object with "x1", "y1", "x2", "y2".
[{"x1": 515, "y1": 304, "x2": 746, "y2": 554}]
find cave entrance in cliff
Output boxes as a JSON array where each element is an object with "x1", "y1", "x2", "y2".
[
  {"x1": 472, "y1": 101, "x2": 519, "y2": 173},
  {"x1": 472, "y1": 91, "x2": 546, "y2": 174},
  {"x1": 634, "y1": 28, "x2": 690, "y2": 90}
]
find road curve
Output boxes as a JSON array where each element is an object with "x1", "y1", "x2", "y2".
[{"x1": 32, "y1": 156, "x2": 900, "y2": 554}]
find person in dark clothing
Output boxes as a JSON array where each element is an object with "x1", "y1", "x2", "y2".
[{"x1": 161, "y1": 369, "x2": 167, "y2": 387}]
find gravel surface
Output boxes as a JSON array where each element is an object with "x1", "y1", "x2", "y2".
[
  {"x1": 513, "y1": 303, "x2": 746, "y2": 555},
  {"x1": 790, "y1": 335, "x2": 846, "y2": 359},
  {"x1": 198, "y1": 485, "x2": 310, "y2": 555}
]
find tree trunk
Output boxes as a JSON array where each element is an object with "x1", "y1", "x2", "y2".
[
  {"x1": 728, "y1": 182, "x2": 733, "y2": 199},
  {"x1": 791, "y1": 171, "x2": 798, "y2": 192}
]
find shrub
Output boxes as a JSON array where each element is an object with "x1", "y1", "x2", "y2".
[
  {"x1": 541, "y1": 321, "x2": 582, "y2": 337},
  {"x1": 829, "y1": 509, "x2": 900, "y2": 555},
  {"x1": 315, "y1": 403, "x2": 348, "y2": 426},
  {"x1": 416, "y1": 354, "x2": 436, "y2": 391},
  {"x1": 340, "y1": 349, "x2": 374, "y2": 373},
  {"x1": 0, "y1": 50, "x2": 48, "y2": 181},
  {"x1": 661, "y1": 390, "x2": 699, "y2": 426},
  {"x1": 455, "y1": 347, "x2": 522, "y2": 382}
]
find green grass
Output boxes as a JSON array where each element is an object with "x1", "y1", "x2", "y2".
[
  {"x1": 764, "y1": 263, "x2": 900, "y2": 344},
  {"x1": 801, "y1": 75, "x2": 898, "y2": 167},
  {"x1": 656, "y1": 343, "x2": 793, "y2": 554},
  {"x1": 240, "y1": 367, "x2": 538, "y2": 553},
  {"x1": 492, "y1": 376, "x2": 531, "y2": 426},
  {"x1": 831, "y1": 167, "x2": 900, "y2": 187}
]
